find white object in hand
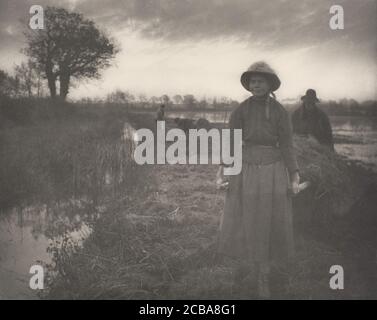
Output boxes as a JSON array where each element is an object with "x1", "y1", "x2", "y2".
[
  {"x1": 216, "y1": 166, "x2": 229, "y2": 190},
  {"x1": 217, "y1": 181, "x2": 229, "y2": 190},
  {"x1": 298, "y1": 181, "x2": 310, "y2": 192},
  {"x1": 289, "y1": 181, "x2": 310, "y2": 195}
]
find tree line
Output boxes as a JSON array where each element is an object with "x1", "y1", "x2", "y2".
[{"x1": 101, "y1": 90, "x2": 240, "y2": 110}]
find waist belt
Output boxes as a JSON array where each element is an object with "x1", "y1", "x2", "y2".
[{"x1": 242, "y1": 145, "x2": 282, "y2": 165}]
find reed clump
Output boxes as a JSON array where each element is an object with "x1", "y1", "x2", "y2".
[{"x1": 0, "y1": 98, "x2": 137, "y2": 211}]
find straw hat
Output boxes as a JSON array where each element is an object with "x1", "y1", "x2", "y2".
[{"x1": 240, "y1": 61, "x2": 281, "y2": 92}]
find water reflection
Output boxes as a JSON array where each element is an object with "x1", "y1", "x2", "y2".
[
  {"x1": 169, "y1": 111, "x2": 231, "y2": 124},
  {"x1": 0, "y1": 122, "x2": 137, "y2": 299},
  {"x1": 0, "y1": 203, "x2": 94, "y2": 299},
  {"x1": 331, "y1": 117, "x2": 377, "y2": 168}
]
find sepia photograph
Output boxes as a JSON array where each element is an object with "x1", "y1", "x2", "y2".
[{"x1": 0, "y1": 0, "x2": 376, "y2": 303}]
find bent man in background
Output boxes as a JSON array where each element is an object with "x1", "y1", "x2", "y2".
[{"x1": 292, "y1": 89, "x2": 334, "y2": 150}]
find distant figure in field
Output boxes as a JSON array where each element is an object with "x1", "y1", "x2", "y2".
[
  {"x1": 156, "y1": 104, "x2": 165, "y2": 122},
  {"x1": 174, "y1": 117, "x2": 196, "y2": 134},
  {"x1": 292, "y1": 89, "x2": 334, "y2": 150}
]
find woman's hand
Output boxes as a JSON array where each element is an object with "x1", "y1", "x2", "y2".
[
  {"x1": 216, "y1": 165, "x2": 225, "y2": 184},
  {"x1": 290, "y1": 171, "x2": 300, "y2": 195},
  {"x1": 216, "y1": 165, "x2": 229, "y2": 189}
]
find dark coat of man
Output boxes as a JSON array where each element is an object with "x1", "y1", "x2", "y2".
[{"x1": 291, "y1": 89, "x2": 334, "y2": 150}]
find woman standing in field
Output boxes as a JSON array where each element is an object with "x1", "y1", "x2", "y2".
[{"x1": 217, "y1": 61, "x2": 300, "y2": 298}]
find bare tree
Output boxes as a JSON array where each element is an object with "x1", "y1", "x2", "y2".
[
  {"x1": 161, "y1": 94, "x2": 171, "y2": 106},
  {"x1": 173, "y1": 94, "x2": 183, "y2": 105},
  {"x1": 24, "y1": 6, "x2": 118, "y2": 100},
  {"x1": 0, "y1": 70, "x2": 10, "y2": 97},
  {"x1": 150, "y1": 96, "x2": 161, "y2": 106},
  {"x1": 138, "y1": 93, "x2": 147, "y2": 103},
  {"x1": 198, "y1": 99, "x2": 208, "y2": 109},
  {"x1": 183, "y1": 94, "x2": 197, "y2": 109},
  {"x1": 0, "y1": 69, "x2": 20, "y2": 98},
  {"x1": 14, "y1": 60, "x2": 44, "y2": 97},
  {"x1": 107, "y1": 89, "x2": 134, "y2": 104}
]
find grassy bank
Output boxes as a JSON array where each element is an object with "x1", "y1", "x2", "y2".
[
  {"x1": 44, "y1": 112, "x2": 377, "y2": 299},
  {"x1": 0, "y1": 97, "x2": 143, "y2": 212}
]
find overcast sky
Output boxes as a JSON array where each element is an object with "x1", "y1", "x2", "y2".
[{"x1": 0, "y1": 0, "x2": 376, "y2": 101}]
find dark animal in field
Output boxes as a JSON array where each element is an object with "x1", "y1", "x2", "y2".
[
  {"x1": 194, "y1": 118, "x2": 212, "y2": 130},
  {"x1": 174, "y1": 117, "x2": 212, "y2": 133},
  {"x1": 174, "y1": 118, "x2": 196, "y2": 133}
]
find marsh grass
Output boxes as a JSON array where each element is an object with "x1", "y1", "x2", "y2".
[
  {"x1": 0, "y1": 97, "x2": 141, "y2": 212},
  {"x1": 7, "y1": 104, "x2": 372, "y2": 299},
  {"x1": 44, "y1": 120, "x2": 377, "y2": 299}
]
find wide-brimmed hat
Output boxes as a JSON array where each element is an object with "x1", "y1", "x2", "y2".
[
  {"x1": 301, "y1": 89, "x2": 319, "y2": 102},
  {"x1": 240, "y1": 61, "x2": 281, "y2": 92}
]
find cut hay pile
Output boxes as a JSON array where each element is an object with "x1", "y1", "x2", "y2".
[{"x1": 292, "y1": 135, "x2": 376, "y2": 234}]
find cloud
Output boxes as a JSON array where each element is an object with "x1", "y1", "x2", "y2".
[
  {"x1": 1, "y1": 0, "x2": 375, "y2": 53},
  {"x1": 70, "y1": 0, "x2": 376, "y2": 49},
  {"x1": 0, "y1": 0, "x2": 73, "y2": 64}
]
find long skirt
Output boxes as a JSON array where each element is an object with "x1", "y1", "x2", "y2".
[{"x1": 217, "y1": 159, "x2": 294, "y2": 264}]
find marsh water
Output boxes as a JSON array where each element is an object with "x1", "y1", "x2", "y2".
[
  {"x1": 0, "y1": 124, "x2": 136, "y2": 299},
  {"x1": 169, "y1": 112, "x2": 377, "y2": 170},
  {"x1": 0, "y1": 113, "x2": 376, "y2": 299},
  {"x1": 0, "y1": 205, "x2": 93, "y2": 299}
]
